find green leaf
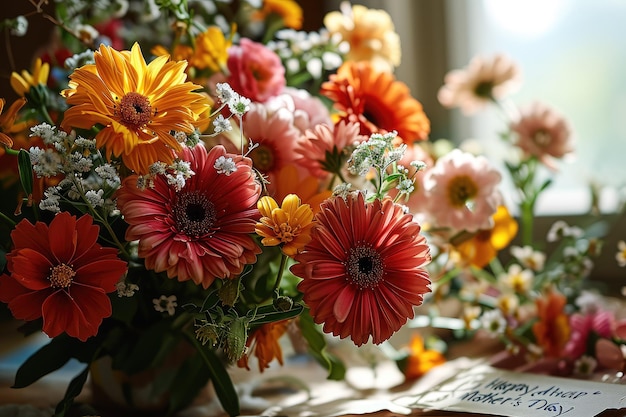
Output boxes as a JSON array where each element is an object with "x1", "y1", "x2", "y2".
[
  {"x1": 114, "y1": 320, "x2": 178, "y2": 374},
  {"x1": 53, "y1": 364, "x2": 90, "y2": 417},
  {"x1": 298, "y1": 309, "x2": 346, "y2": 380},
  {"x1": 249, "y1": 303, "x2": 304, "y2": 326},
  {"x1": 218, "y1": 278, "x2": 241, "y2": 307},
  {"x1": 17, "y1": 149, "x2": 33, "y2": 197},
  {"x1": 167, "y1": 353, "x2": 210, "y2": 414},
  {"x1": 13, "y1": 336, "x2": 73, "y2": 388},
  {"x1": 185, "y1": 332, "x2": 239, "y2": 417}
]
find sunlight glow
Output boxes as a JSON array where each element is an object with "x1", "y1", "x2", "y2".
[{"x1": 483, "y1": 0, "x2": 567, "y2": 39}]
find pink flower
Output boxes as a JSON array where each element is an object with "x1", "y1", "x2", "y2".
[
  {"x1": 115, "y1": 145, "x2": 262, "y2": 288},
  {"x1": 564, "y1": 310, "x2": 614, "y2": 359},
  {"x1": 438, "y1": 54, "x2": 522, "y2": 115},
  {"x1": 294, "y1": 120, "x2": 367, "y2": 179},
  {"x1": 226, "y1": 38, "x2": 285, "y2": 102},
  {"x1": 238, "y1": 102, "x2": 302, "y2": 194},
  {"x1": 422, "y1": 149, "x2": 502, "y2": 232},
  {"x1": 510, "y1": 101, "x2": 574, "y2": 170},
  {"x1": 266, "y1": 87, "x2": 332, "y2": 133}
]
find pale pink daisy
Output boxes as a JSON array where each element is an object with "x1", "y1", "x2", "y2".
[
  {"x1": 238, "y1": 102, "x2": 302, "y2": 194},
  {"x1": 266, "y1": 87, "x2": 332, "y2": 133},
  {"x1": 510, "y1": 101, "x2": 573, "y2": 170},
  {"x1": 438, "y1": 53, "x2": 522, "y2": 114},
  {"x1": 422, "y1": 149, "x2": 502, "y2": 232},
  {"x1": 116, "y1": 145, "x2": 262, "y2": 288},
  {"x1": 294, "y1": 120, "x2": 367, "y2": 179},
  {"x1": 564, "y1": 310, "x2": 614, "y2": 359}
]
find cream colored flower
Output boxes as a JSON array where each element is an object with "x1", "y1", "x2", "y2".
[
  {"x1": 510, "y1": 245, "x2": 546, "y2": 271},
  {"x1": 616, "y1": 240, "x2": 626, "y2": 267},
  {"x1": 438, "y1": 53, "x2": 522, "y2": 114},
  {"x1": 499, "y1": 263, "x2": 533, "y2": 294},
  {"x1": 323, "y1": 3, "x2": 400, "y2": 72}
]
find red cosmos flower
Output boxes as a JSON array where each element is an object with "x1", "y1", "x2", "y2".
[
  {"x1": 0, "y1": 212, "x2": 127, "y2": 341},
  {"x1": 116, "y1": 145, "x2": 262, "y2": 288},
  {"x1": 291, "y1": 193, "x2": 431, "y2": 346}
]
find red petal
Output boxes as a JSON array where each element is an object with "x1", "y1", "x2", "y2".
[{"x1": 48, "y1": 212, "x2": 77, "y2": 263}]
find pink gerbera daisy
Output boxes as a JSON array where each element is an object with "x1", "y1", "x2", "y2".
[
  {"x1": 116, "y1": 145, "x2": 262, "y2": 288},
  {"x1": 510, "y1": 101, "x2": 573, "y2": 170},
  {"x1": 294, "y1": 120, "x2": 367, "y2": 179},
  {"x1": 240, "y1": 102, "x2": 302, "y2": 194},
  {"x1": 290, "y1": 193, "x2": 431, "y2": 346},
  {"x1": 422, "y1": 149, "x2": 501, "y2": 232}
]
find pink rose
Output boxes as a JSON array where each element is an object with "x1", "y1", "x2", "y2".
[{"x1": 227, "y1": 38, "x2": 285, "y2": 102}]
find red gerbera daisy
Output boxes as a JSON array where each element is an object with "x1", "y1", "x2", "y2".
[
  {"x1": 116, "y1": 145, "x2": 262, "y2": 288},
  {"x1": 290, "y1": 193, "x2": 431, "y2": 346},
  {"x1": 0, "y1": 212, "x2": 127, "y2": 341},
  {"x1": 320, "y1": 61, "x2": 430, "y2": 144}
]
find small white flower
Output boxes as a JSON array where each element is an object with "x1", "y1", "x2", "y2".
[
  {"x1": 500, "y1": 263, "x2": 533, "y2": 294},
  {"x1": 212, "y1": 114, "x2": 232, "y2": 133},
  {"x1": 173, "y1": 130, "x2": 188, "y2": 144},
  {"x1": 510, "y1": 245, "x2": 546, "y2": 271},
  {"x1": 85, "y1": 189, "x2": 105, "y2": 207},
  {"x1": 575, "y1": 290, "x2": 603, "y2": 314},
  {"x1": 480, "y1": 309, "x2": 507, "y2": 336},
  {"x1": 95, "y1": 164, "x2": 120, "y2": 187},
  {"x1": 228, "y1": 95, "x2": 251, "y2": 117},
  {"x1": 547, "y1": 220, "x2": 584, "y2": 242},
  {"x1": 116, "y1": 281, "x2": 139, "y2": 297},
  {"x1": 306, "y1": 58, "x2": 323, "y2": 79},
  {"x1": 153, "y1": 295, "x2": 177, "y2": 316},
  {"x1": 10, "y1": 16, "x2": 28, "y2": 37},
  {"x1": 573, "y1": 355, "x2": 597, "y2": 377},
  {"x1": 216, "y1": 82, "x2": 237, "y2": 104},
  {"x1": 410, "y1": 160, "x2": 427, "y2": 171},
  {"x1": 30, "y1": 123, "x2": 56, "y2": 142},
  {"x1": 39, "y1": 187, "x2": 61, "y2": 213},
  {"x1": 396, "y1": 179, "x2": 415, "y2": 194},
  {"x1": 214, "y1": 156, "x2": 237, "y2": 175},
  {"x1": 31, "y1": 148, "x2": 62, "y2": 177},
  {"x1": 332, "y1": 183, "x2": 352, "y2": 200}
]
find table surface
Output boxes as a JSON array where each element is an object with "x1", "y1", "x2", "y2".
[{"x1": 1, "y1": 320, "x2": 625, "y2": 417}]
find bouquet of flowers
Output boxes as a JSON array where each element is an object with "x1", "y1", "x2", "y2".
[{"x1": 0, "y1": 1, "x2": 624, "y2": 416}]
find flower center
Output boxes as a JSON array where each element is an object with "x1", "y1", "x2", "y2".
[
  {"x1": 48, "y1": 264, "x2": 75, "y2": 288},
  {"x1": 249, "y1": 144, "x2": 275, "y2": 172},
  {"x1": 118, "y1": 92, "x2": 153, "y2": 129},
  {"x1": 173, "y1": 191, "x2": 216, "y2": 238},
  {"x1": 532, "y1": 129, "x2": 551, "y2": 147},
  {"x1": 474, "y1": 81, "x2": 494, "y2": 98},
  {"x1": 276, "y1": 223, "x2": 299, "y2": 243},
  {"x1": 346, "y1": 245, "x2": 384, "y2": 290},
  {"x1": 447, "y1": 175, "x2": 478, "y2": 208}
]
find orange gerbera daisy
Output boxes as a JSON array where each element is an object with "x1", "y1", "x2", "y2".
[
  {"x1": 320, "y1": 61, "x2": 430, "y2": 144},
  {"x1": 237, "y1": 320, "x2": 290, "y2": 372},
  {"x1": 532, "y1": 289, "x2": 571, "y2": 358},
  {"x1": 256, "y1": 194, "x2": 314, "y2": 257},
  {"x1": 291, "y1": 193, "x2": 431, "y2": 346},
  {"x1": 0, "y1": 212, "x2": 127, "y2": 341},
  {"x1": 61, "y1": 43, "x2": 210, "y2": 175},
  {"x1": 454, "y1": 205, "x2": 518, "y2": 268},
  {"x1": 0, "y1": 97, "x2": 27, "y2": 148}
]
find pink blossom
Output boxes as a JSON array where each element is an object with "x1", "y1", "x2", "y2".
[
  {"x1": 226, "y1": 38, "x2": 285, "y2": 102},
  {"x1": 422, "y1": 149, "x2": 502, "y2": 232},
  {"x1": 564, "y1": 310, "x2": 614, "y2": 359},
  {"x1": 510, "y1": 101, "x2": 574, "y2": 170},
  {"x1": 438, "y1": 53, "x2": 522, "y2": 115},
  {"x1": 266, "y1": 87, "x2": 332, "y2": 133}
]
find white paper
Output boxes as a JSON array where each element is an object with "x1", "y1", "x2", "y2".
[{"x1": 394, "y1": 364, "x2": 626, "y2": 417}]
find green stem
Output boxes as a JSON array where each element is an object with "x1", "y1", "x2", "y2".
[
  {"x1": 0, "y1": 210, "x2": 17, "y2": 227},
  {"x1": 37, "y1": 105, "x2": 54, "y2": 125},
  {"x1": 272, "y1": 253, "x2": 288, "y2": 294}
]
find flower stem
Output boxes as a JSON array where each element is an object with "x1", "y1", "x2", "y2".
[{"x1": 272, "y1": 253, "x2": 288, "y2": 294}]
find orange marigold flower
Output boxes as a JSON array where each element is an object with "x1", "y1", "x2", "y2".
[
  {"x1": 10, "y1": 58, "x2": 50, "y2": 97},
  {"x1": 291, "y1": 193, "x2": 431, "y2": 346},
  {"x1": 0, "y1": 97, "x2": 27, "y2": 148},
  {"x1": 256, "y1": 194, "x2": 314, "y2": 257},
  {"x1": 320, "y1": 61, "x2": 430, "y2": 144},
  {"x1": 60, "y1": 43, "x2": 211, "y2": 175},
  {"x1": 532, "y1": 289, "x2": 571, "y2": 358},
  {"x1": 237, "y1": 320, "x2": 290, "y2": 372},
  {"x1": 0, "y1": 212, "x2": 127, "y2": 341},
  {"x1": 399, "y1": 334, "x2": 446, "y2": 380},
  {"x1": 253, "y1": 0, "x2": 303, "y2": 30},
  {"x1": 454, "y1": 205, "x2": 518, "y2": 268}
]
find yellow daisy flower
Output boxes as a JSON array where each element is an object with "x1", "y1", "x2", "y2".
[
  {"x1": 194, "y1": 25, "x2": 236, "y2": 73},
  {"x1": 10, "y1": 58, "x2": 50, "y2": 97},
  {"x1": 60, "y1": 43, "x2": 211, "y2": 174},
  {"x1": 256, "y1": 194, "x2": 314, "y2": 257}
]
